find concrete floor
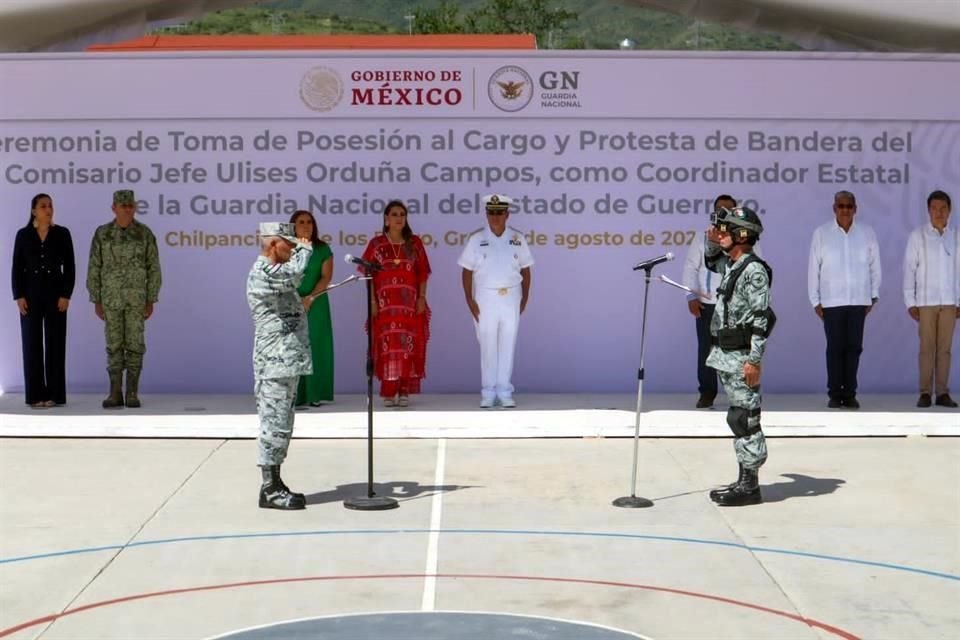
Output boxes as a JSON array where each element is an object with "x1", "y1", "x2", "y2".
[{"x1": 1, "y1": 436, "x2": 958, "y2": 639}]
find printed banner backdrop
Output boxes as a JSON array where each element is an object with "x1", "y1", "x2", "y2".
[{"x1": 1, "y1": 51, "x2": 958, "y2": 395}]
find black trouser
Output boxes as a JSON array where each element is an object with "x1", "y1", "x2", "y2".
[
  {"x1": 19, "y1": 294, "x2": 68, "y2": 405},
  {"x1": 822, "y1": 305, "x2": 867, "y2": 400},
  {"x1": 695, "y1": 303, "x2": 718, "y2": 396}
]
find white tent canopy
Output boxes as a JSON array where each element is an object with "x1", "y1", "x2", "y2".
[
  {"x1": 623, "y1": 0, "x2": 960, "y2": 52},
  {"x1": 0, "y1": 0, "x2": 958, "y2": 52}
]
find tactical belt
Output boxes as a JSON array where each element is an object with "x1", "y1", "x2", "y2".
[{"x1": 712, "y1": 326, "x2": 753, "y2": 351}]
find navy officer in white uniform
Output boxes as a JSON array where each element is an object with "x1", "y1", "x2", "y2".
[{"x1": 458, "y1": 194, "x2": 534, "y2": 408}]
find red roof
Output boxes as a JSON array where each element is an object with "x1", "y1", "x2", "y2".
[{"x1": 88, "y1": 33, "x2": 537, "y2": 51}]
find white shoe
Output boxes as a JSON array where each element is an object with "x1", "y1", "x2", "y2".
[
  {"x1": 480, "y1": 397, "x2": 495, "y2": 409},
  {"x1": 499, "y1": 396, "x2": 516, "y2": 408}
]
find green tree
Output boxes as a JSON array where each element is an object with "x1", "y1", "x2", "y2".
[
  {"x1": 159, "y1": 1, "x2": 799, "y2": 51},
  {"x1": 413, "y1": 0, "x2": 464, "y2": 34},
  {"x1": 413, "y1": 0, "x2": 577, "y2": 47},
  {"x1": 468, "y1": 0, "x2": 576, "y2": 43},
  {"x1": 154, "y1": 8, "x2": 394, "y2": 36}
]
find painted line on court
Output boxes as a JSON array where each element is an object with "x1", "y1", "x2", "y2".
[
  {"x1": 204, "y1": 610, "x2": 655, "y2": 640},
  {"x1": 421, "y1": 439, "x2": 446, "y2": 611},
  {"x1": 0, "y1": 573, "x2": 861, "y2": 640},
  {"x1": 1, "y1": 528, "x2": 956, "y2": 582}
]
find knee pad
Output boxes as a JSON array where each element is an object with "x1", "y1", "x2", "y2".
[{"x1": 726, "y1": 406, "x2": 761, "y2": 438}]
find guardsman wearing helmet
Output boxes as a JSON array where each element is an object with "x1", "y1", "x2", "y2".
[{"x1": 704, "y1": 206, "x2": 774, "y2": 506}]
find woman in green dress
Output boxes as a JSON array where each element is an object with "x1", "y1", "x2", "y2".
[{"x1": 290, "y1": 210, "x2": 334, "y2": 406}]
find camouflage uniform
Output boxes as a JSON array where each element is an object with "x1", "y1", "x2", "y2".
[
  {"x1": 247, "y1": 234, "x2": 313, "y2": 466},
  {"x1": 705, "y1": 249, "x2": 771, "y2": 471},
  {"x1": 86, "y1": 197, "x2": 161, "y2": 384},
  {"x1": 702, "y1": 205, "x2": 773, "y2": 507}
]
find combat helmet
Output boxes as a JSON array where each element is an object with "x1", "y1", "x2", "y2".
[{"x1": 711, "y1": 206, "x2": 763, "y2": 244}]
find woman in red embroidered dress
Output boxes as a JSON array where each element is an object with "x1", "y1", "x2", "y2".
[{"x1": 360, "y1": 200, "x2": 431, "y2": 407}]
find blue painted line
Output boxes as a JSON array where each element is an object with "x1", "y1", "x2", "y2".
[
  {"x1": 1, "y1": 528, "x2": 956, "y2": 582},
  {"x1": 0, "y1": 544, "x2": 125, "y2": 563}
]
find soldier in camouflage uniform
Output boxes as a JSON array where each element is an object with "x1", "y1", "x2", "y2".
[
  {"x1": 247, "y1": 221, "x2": 314, "y2": 510},
  {"x1": 704, "y1": 206, "x2": 773, "y2": 506},
  {"x1": 86, "y1": 189, "x2": 162, "y2": 409}
]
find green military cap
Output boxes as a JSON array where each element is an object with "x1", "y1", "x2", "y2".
[
  {"x1": 258, "y1": 221, "x2": 298, "y2": 243},
  {"x1": 113, "y1": 189, "x2": 136, "y2": 205}
]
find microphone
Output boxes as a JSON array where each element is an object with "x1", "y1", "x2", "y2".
[
  {"x1": 344, "y1": 253, "x2": 383, "y2": 271},
  {"x1": 632, "y1": 252, "x2": 674, "y2": 271}
]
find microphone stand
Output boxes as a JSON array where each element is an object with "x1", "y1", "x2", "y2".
[
  {"x1": 613, "y1": 263, "x2": 656, "y2": 509},
  {"x1": 344, "y1": 265, "x2": 398, "y2": 511}
]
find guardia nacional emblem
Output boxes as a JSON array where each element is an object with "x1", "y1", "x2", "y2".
[{"x1": 488, "y1": 65, "x2": 534, "y2": 112}]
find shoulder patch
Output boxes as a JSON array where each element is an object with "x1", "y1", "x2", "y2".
[
  {"x1": 745, "y1": 267, "x2": 768, "y2": 287},
  {"x1": 741, "y1": 261, "x2": 770, "y2": 290}
]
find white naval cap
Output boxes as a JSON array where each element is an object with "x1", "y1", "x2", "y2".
[{"x1": 482, "y1": 194, "x2": 513, "y2": 211}]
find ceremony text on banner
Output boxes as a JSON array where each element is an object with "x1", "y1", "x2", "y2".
[{"x1": 1, "y1": 51, "x2": 958, "y2": 393}]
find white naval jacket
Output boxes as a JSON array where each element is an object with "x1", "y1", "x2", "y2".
[{"x1": 457, "y1": 226, "x2": 534, "y2": 291}]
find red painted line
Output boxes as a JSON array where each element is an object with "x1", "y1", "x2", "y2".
[{"x1": 0, "y1": 573, "x2": 860, "y2": 639}]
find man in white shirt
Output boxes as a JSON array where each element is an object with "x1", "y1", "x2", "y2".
[
  {"x1": 903, "y1": 190, "x2": 959, "y2": 408},
  {"x1": 458, "y1": 194, "x2": 534, "y2": 408},
  {"x1": 808, "y1": 190, "x2": 881, "y2": 409},
  {"x1": 683, "y1": 194, "x2": 736, "y2": 408}
]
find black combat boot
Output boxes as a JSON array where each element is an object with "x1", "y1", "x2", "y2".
[
  {"x1": 125, "y1": 369, "x2": 141, "y2": 408},
  {"x1": 102, "y1": 371, "x2": 124, "y2": 409},
  {"x1": 259, "y1": 465, "x2": 306, "y2": 510},
  {"x1": 714, "y1": 467, "x2": 762, "y2": 506},
  {"x1": 709, "y1": 464, "x2": 744, "y2": 502}
]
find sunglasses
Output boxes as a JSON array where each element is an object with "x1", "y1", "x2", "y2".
[
  {"x1": 486, "y1": 210, "x2": 507, "y2": 216},
  {"x1": 835, "y1": 203, "x2": 855, "y2": 209}
]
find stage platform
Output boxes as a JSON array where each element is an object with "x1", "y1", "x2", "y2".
[{"x1": 0, "y1": 393, "x2": 956, "y2": 438}]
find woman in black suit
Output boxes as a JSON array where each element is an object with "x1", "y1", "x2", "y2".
[{"x1": 12, "y1": 193, "x2": 75, "y2": 407}]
